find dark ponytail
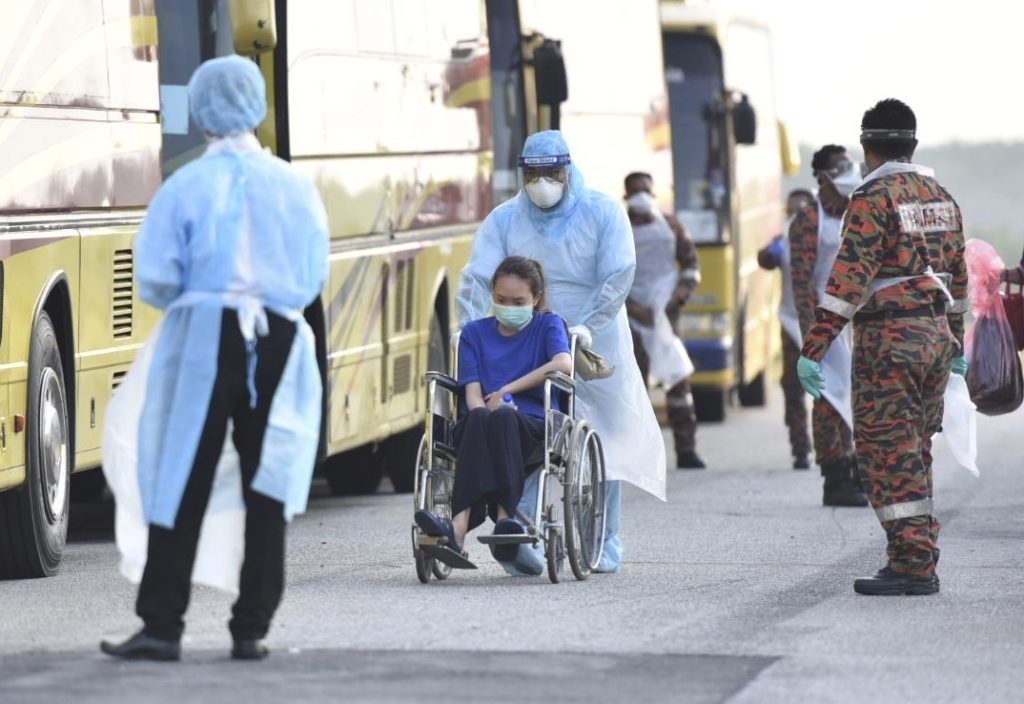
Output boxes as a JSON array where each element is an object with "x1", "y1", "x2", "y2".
[{"x1": 491, "y1": 256, "x2": 548, "y2": 311}]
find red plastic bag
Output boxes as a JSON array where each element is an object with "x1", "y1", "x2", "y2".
[{"x1": 964, "y1": 239, "x2": 1023, "y2": 415}]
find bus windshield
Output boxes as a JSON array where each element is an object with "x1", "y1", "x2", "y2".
[{"x1": 663, "y1": 32, "x2": 726, "y2": 243}]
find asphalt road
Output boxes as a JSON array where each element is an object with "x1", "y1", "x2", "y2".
[{"x1": 1, "y1": 392, "x2": 1022, "y2": 704}]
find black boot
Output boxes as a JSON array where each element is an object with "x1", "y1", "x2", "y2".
[
  {"x1": 100, "y1": 629, "x2": 181, "y2": 661},
  {"x1": 821, "y1": 457, "x2": 868, "y2": 507},
  {"x1": 676, "y1": 450, "x2": 706, "y2": 470},
  {"x1": 793, "y1": 453, "x2": 810, "y2": 470},
  {"x1": 232, "y1": 639, "x2": 270, "y2": 660},
  {"x1": 854, "y1": 566, "x2": 939, "y2": 596}
]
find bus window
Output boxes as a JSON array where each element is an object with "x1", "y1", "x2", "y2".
[
  {"x1": 155, "y1": 0, "x2": 236, "y2": 176},
  {"x1": 663, "y1": 32, "x2": 727, "y2": 244}
]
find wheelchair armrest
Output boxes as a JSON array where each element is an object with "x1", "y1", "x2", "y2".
[
  {"x1": 424, "y1": 371, "x2": 459, "y2": 392},
  {"x1": 545, "y1": 370, "x2": 575, "y2": 393}
]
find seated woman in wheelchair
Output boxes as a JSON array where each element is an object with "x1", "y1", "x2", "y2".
[{"x1": 414, "y1": 255, "x2": 571, "y2": 569}]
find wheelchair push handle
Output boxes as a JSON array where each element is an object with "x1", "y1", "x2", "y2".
[
  {"x1": 545, "y1": 370, "x2": 575, "y2": 393},
  {"x1": 423, "y1": 371, "x2": 459, "y2": 392}
]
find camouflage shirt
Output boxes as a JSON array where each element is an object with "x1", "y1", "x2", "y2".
[{"x1": 802, "y1": 165, "x2": 968, "y2": 362}]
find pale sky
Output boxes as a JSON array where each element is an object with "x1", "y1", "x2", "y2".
[{"x1": 719, "y1": 0, "x2": 1024, "y2": 148}]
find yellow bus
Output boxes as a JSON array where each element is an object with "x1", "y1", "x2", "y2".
[
  {"x1": 0, "y1": 0, "x2": 672, "y2": 577},
  {"x1": 0, "y1": 0, "x2": 580, "y2": 577},
  {"x1": 659, "y1": 1, "x2": 799, "y2": 421}
]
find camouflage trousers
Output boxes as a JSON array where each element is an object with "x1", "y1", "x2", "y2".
[
  {"x1": 631, "y1": 326, "x2": 697, "y2": 456},
  {"x1": 852, "y1": 314, "x2": 957, "y2": 576},
  {"x1": 780, "y1": 333, "x2": 811, "y2": 458},
  {"x1": 813, "y1": 396, "x2": 853, "y2": 466}
]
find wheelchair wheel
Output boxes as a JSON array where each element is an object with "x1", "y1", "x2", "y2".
[
  {"x1": 415, "y1": 550, "x2": 435, "y2": 584},
  {"x1": 544, "y1": 473, "x2": 565, "y2": 583},
  {"x1": 565, "y1": 421, "x2": 607, "y2": 580},
  {"x1": 413, "y1": 434, "x2": 453, "y2": 582},
  {"x1": 546, "y1": 525, "x2": 564, "y2": 584}
]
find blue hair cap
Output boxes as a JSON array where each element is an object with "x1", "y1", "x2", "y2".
[
  {"x1": 521, "y1": 130, "x2": 572, "y2": 163},
  {"x1": 187, "y1": 55, "x2": 267, "y2": 135}
]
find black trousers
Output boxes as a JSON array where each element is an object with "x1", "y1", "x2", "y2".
[
  {"x1": 137, "y1": 309, "x2": 296, "y2": 641},
  {"x1": 451, "y1": 406, "x2": 544, "y2": 531}
]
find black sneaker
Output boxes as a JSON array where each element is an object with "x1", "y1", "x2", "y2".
[
  {"x1": 414, "y1": 510, "x2": 462, "y2": 554},
  {"x1": 823, "y1": 479, "x2": 868, "y2": 507},
  {"x1": 676, "y1": 451, "x2": 706, "y2": 470},
  {"x1": 100, "y1": 630, "x2": 180, "y2": 661},
  {"x1": 793, "y1": 454, "x2": 811, "y2": 470},
  {"x1": 854, "y1": 566, "x2": 939, "y2": 596},
  {"x1": 490, "y1": 517, "x2": 525, "y2": 563},
  {"x1": 232, "y1": 639, "x2": 270, "y2": 660}
]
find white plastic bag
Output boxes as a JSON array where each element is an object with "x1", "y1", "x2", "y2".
[
  {"x1": 633, "y1": 309, "x2": 694, "y2": 389},
  {"x1": 938, "y1": 373, "x2": 979, "y2": 476},
  {"x1": 102, "y1": 323, "x2": 247, "y2": 595}
]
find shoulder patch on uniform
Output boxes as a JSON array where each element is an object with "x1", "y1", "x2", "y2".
[{"x1": 897, "y1": 202, "x2": 956, "y2": 233}]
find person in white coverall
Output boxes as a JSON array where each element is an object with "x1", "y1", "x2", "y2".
[
  {"x1": 456, "y1": 130, "x2": 667, "y2": 574},
  {"x1": 100, "y1": 55, "x2": 328, "y2": 661}
]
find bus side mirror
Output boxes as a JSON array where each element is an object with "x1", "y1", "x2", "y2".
[
  {"x1": 227, "y1": 0, "x2": 277, "y2": 54},
  {"x1": 733, "y1": 93, "x2": 756, "y2": 145},
  {"x1": 533, "y1": 38, "x2": 568, "y2": 105}
]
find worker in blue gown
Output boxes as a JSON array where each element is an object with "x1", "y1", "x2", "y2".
[
  {"x1": 457, "y1": 130, "x2": 667, "y2": 575},
  {"x1": 101, "y1": 55, "x2": 329, "y2": 662}
]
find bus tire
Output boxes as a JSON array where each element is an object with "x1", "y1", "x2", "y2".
[
  {"x1": 0, "y1": 312, "x2": 70, "y2": 578},
  {"x1": 387, "y1": 313, "x2": 446, "y2": 494},
  {"x1": 693, "y1": 387, "x2": 727, "y2": 423},
  {"x1": 738, "y1": 371, "x2": 767, "y2": 407},
  {"x1": 323, "y1": 444, "x2": 385, "y2": 496}
]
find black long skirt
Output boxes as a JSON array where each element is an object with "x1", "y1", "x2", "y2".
[{"x1": 451, "y1": 406, "x2": 544, "y2": 531}]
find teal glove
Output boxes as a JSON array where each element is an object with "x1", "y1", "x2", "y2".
[
  {"x1": 797, "y1": 356, "x2": 826, "y2": 399},
  {"x1": 951, "y1": 356, "x2": 968, "y2": 378}
]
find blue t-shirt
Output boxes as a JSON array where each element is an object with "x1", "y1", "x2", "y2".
[{"x1": 458, "y1": 311, "x2": 570, "y2": 419}]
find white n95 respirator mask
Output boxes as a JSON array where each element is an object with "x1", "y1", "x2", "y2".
[
  {"x1": 830, "y1": 168, "x2": 862, "y2": 198},
  {"x1": 525, "y1": 177, "x2": 565, "y2": 209}
]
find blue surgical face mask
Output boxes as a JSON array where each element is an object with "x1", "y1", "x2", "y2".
[{"x1": 493, "y1": 303, "x2": 534, "y2": 330}]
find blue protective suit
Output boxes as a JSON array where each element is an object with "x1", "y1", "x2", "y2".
[
  {"x1": 134, "y1": 131, "x2": 329, "y2": 528},
  {"x1": 456, "y1": 130, "x2": 667, "y2": 572}
]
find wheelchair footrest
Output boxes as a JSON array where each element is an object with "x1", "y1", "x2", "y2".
[
  {"x1": 477, "y1": 534, "x2": 537, "y2": 546},
  {"x1": 420, "y1": 544, "x2": 477, "y2": 570}
]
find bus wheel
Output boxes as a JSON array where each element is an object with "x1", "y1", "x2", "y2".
[
  {"x1": 0, "y1": 312, "x2": 70, "y2": 578},
  {"x1": 387, "y1": 313, "x2": 447, "y2": 494},
  {"x1": 693, "y1": 387, "x2": 727, "y2": 423},
  {"x1": 738, "y1": 372, "x2": 767, "y2": 407},
  {"x1": 323, "y1": 444, "x2": 385, "y2": 496}
]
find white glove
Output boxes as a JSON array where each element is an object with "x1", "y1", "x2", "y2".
[{"x1": 568, "y1": 324, "x2": 593, "y2": 349}]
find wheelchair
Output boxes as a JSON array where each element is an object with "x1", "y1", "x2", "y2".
[{"x1": 410, "y1": 331, "x2": 607, "y2": 584}]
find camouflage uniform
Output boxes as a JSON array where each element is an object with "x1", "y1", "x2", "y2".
[
  {"x1": 789, "y1": 202, "x2": 855, "y2": 474},
  {"x1": 629, "y1": 214, "x2": 700, "y2": 459},
  {"x1": 802, "y1": 164, "x2": 968, "y2": 576},
  {"x1": 756, "y1": 242, "x2": 811, "y2": 462}
]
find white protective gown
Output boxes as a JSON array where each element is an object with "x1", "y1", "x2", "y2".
[
  {"x1": 628, "y1": 213, "x2": 694, "y2": 388},
  {"x1": 813, "y1": 203, "x2": 854, "y2": 430},
  {"x1": 102, "y1": 131, "x2": 328, "y2": 592},
  {"x1": 778, "y1": 215, "x2": 802, "y2": 349}
]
